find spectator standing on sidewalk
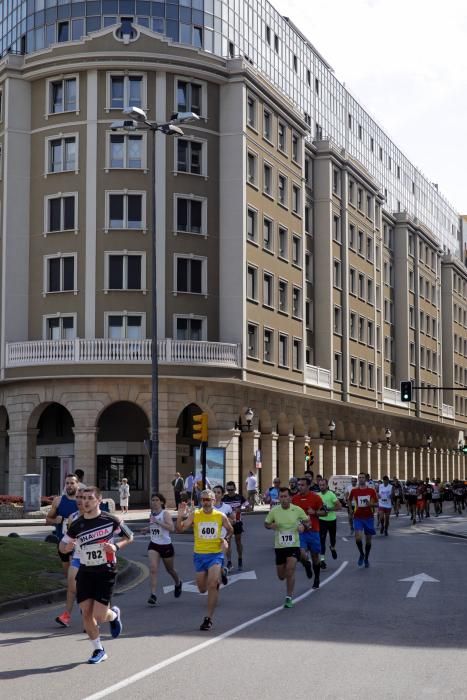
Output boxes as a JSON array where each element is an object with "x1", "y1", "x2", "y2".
[
  {"x1": 171, "y1": 472, "x2": 184, "y2": 508},
  {"x1": 118, "y1": 478, "x2": 130, "y2": 515},
  {"x1": 245, "y1": 470, "x2": 258, "y2": 510}
]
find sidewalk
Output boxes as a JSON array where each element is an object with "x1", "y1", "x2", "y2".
[{"x1": 433, "y1": 517, "x2": 467, "y2": 539}]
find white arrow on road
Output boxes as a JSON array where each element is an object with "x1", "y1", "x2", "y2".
[
  {"x1": 163, "y1": 570, "x2": 257, "y2": 595},
  {"x1": 398, "y1": 573, "x2": 439, "y2": 598}
]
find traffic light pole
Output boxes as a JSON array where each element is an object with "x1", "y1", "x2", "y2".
[{"x1": 201, "y1": 441, "x2": 207, "y2": 489}]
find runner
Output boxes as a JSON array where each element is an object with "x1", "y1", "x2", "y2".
[
  {"x1": 222, "y1": 481, "x2": 248, "y2": 571},
  {"x1": 416, "y1": 480, "x2": 426, "y2": 522},
  {"x1": 59, "y1": 486, "x2": 134, "y2": 664},
  {"x1": 288, "y1": 477, "x2": 299, "y2": 497},
  {"x1": 377, "y1": 475, "x2": 393, "y2": 536},
  {"x1": 292, "y1": 476, "x2": 324, "y2": 587},
  {"x1": 263, "y1": 478, "x2": 281, "y2": 510},
  {"x1": 213, "y1": 485, "x2": 234, "y2": 584},
  {"x1": 432, "y1": 479, "x2": 442, "y2": 516},
  {"x1": 55, "y1": 485, "x2": 86, "y2": 627},
  {"x1": 423, "y1": 478, "x2": 433, "y2": 518},
  {"x1": 345, "y1": 477, "x2": 357, "y2": 534},
  {"x1": 176, "y1": 489, "x2": 233, "y2": 631},
  {"x1": 141, "y1": 493, "x2": 182, "y2": 606},
  {"x1": 348, "y1": 473, "x2": 378, "y2": 568},
  {"x1": 264, "y1": 487, "x2": 308, "y2": 607},
  {"x1": 318, "y1": 477, "x2": 341, "y2": 565},
  {"x1": 453, "y1": 480, "x2": 464, "y2": 515},
  {"x1": 392, "y1": 478, "x2": 403, "y2": 517},
  {"x1": 405, "y1": 479, "x2": 418, "y2": 524}
]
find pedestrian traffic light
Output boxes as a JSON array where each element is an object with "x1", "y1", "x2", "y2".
[
  {"x1": 463, "y1": 442, "x2": 467, "y2": 455},
  {"x1": 304, "y1": 445, "x2": 310, "y2": 462},
  {"x1": 192, "y1": 412, "x2": 208, "y2": 442},
  {"x1": 400, "y1": 380, "x2": 412, "y2": 402}
]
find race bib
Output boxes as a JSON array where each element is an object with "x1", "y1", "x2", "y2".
[
  {"x1": 279, "y1": 531, "x2": 295, "y2": 546},
  {"x1": 198, "y1": 522, "x2": 218, "y2": 539},
  {"x1": 380, "y1": 498, "x2": 390, "y2": 505},
  {"x1": 83, "y1": 542, "x2": 106, "y2": 566},
  {"x1": 357, "y1": 495, "x2": 370, "y2": 508},
  {"x1": 150, "y1": 525, "x2": 161, "y2": 539}
]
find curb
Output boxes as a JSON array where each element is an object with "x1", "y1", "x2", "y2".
[
  {"x1": 0, "y1": 558, "x2": 139, "y2": 616},
  {"x1": 433, "y1": 529, "x2": 467, "y2": 540}
]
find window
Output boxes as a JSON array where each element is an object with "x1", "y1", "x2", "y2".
[
  {"x1": 266, "y1": 25, "x2": 271, "y2": 45},
  {"x1": 263, "y1": 273, "x2": 274, "y2": 307},
  {"x1": 175, "y1": 316, "x2": 204, "y2": 341},
  {"x1": 49, "y1": 77, "x2": 77, "y2": 113},
  {"x1": 274, "y1": 33, "x2": 279, "y2": 53},
  {"x1": 292, "y1": 287, "x2": 302, "y2": 318},
  {"x1": 247, "y1": 265, "x2": 258, "y2": 301},
  {"x1": 409, "y1": 270, "x2": 415, "y2": 291},
  {"x1": 176, "y1": 79, "x2": 202, "y2": 115},
  {"x1": 264, "y1": 328, "x2": 273, "y2": 363},
  {"x1": 292, "y1": 185, "x2": 300, "y2": 214},
  {"x1": 278, "y1": 226, "x2": 288, "y2": 259},
  {"x1": 348, "y1": 180, "x2": 354, "y2": 204},
  {"x1": 107, "y1": 314, "x2": 144, "y2": 339},
  {"x1": 349, "y1": 268, "x2": 356, "y2": 294},
  {"x1": 97, "y1": 455, "x2": 144, "y2": 491},
  {"x1": 278, "y1": 279, "x2": 288, "y2": 313},
  {"x1": 247, "y1": 323, "x2": 258, "y2": 358},
  {"x1": 333, "y1": 215, "x2": 341, "y2": 243},
  {"x1": 357, "y1": 188, "x2": 363, "y2": 211},
  {"x1": 106, "y1": 253, "x2": 144, "y2": 291},
  {"x1": 48, "y1": 136, "x2": 77, "y2": 173},
  {"x1": 368, "y1": 320, "x2": 374, "y2": 346},
  {"x1": 307, "y1": 70, "x2": 311, "y2": 86},
  {"x1": 368, "y1": 364, "x2": 374, "y2": 389},
  {"x1": 45, "y1": 193, "x2": 77, "y2": 233},
  {"x1": 247, "y1": 95, "x2": 256, "y2": 128},
  {"x1": 349, "y1": 224, "x2": 355, "y2": 249},
  {"x1": 263, "y1": 109, "x2": 272, "y2": 141},
  {"x1": 358, "y1": 124, "x2": 362, "y2": 140},
  {"x1": 358, "y1": 230, "x2": 364, "y2": 255},
  {"x1": 247, "y1": 207, "x2": 257, "y2": 242},
  {"x1": 410, "y1": 342, "x2": 415, "y2": 365},
  {"x1": 175, "y1": 256, "x2": 204, "y2": 294},
  {"x1": 350, "y1": 357, "x2": 357, "y2": 385},
  {"x1": 292, "y1": 338, "x2": 302, "y2": 370},
  {"x1": 333, "y1": 306, "x2": 342, "y2": 334},
  {"x1": 109, "y1": 74, "x2": 143, "y2": 110},
  {"x1": 45, "y1": 254, "x2": 76, "y2": 293},
  {"x1": 57, "y1": 21, "x2": 69, "y2": 42},
  {"x1": 359, "y1": 360, "x2": 366, "y2": 387},
  {"x1": 366, "y1": 236, "x2": 373, "y2": 261},
  {"x1": 292, "y1": 236, "x2": 301, "y2": 266},
  {"x1": 176, "y1": 197, "x2": 204, "y2": 234},
  {"x1": 333, "y1": 259, "x2": 342, "y2": 289},
  {"x1": 333, "y1": 169, "x2": 340, "y2": 196},
  {"x1": 358, "y1": 316, "x2": 365, "y2": 343},
  {"x1": 334, "y1": 353, "x2": 342, "y2": 381},
  {"x1": 292, "y1": 133, "x2": 300, "y2": 162},
  {"x1": 107, "y1": 192, "x2": 144, "y2": 230},
  {"x1": 177, "y1": 139, "x2": 203, "y2": 175},
  {"x1": 278, "y1": 174, "x2": 287, "y2": 206},
  {"x1": 263, "y1": 163, "x2": 272, "y2": 196},
  {"x1": 109, "y1": 134, "x2": 143, "y2": 169},
  {"x1": 358, "y1": 273, "x2": 365, "y2": 299},
  {"x1": 247, "y1": 152, "x2": 257, "y2": 185},
  {"x1": 45, "y1": 315, "x2": 76, "y2": 340},
  {"x1": 278, "y1": 334, "x2": 288, "y2": 367},
  {"x1": 263, "y1": 217, "x2": 273, "y2": 251},
  {"x1": 367, "y1": 279, "x2": 374, "y2": 304},
  {"x1": 350, "y1": 312, "x2": 357, "y2": 339},
  {"x1": 278, "y1": 121, "x2": 286, "y2": 152},
  {"x1": 293, "y1": 55, "x2": 298, "y2": 72}
]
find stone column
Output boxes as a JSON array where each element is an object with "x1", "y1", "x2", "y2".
[
  {"x1": 348, "y1": 441, "x2": 361, "y2": 475},
  {"x1": 293, "y1": 435, "x2": 305, "y2": 474},
  {"x1": 425, "y1": 449, "x2": 431, "y2": 480},
  {"x1": 375, "y1": 443, "x2": 382, "y2": 480},
  {"x1": 0, "y1": 429, "x2": 9, "y2": 494},
  {"x1": 431, "y1": 448, "x2": 438, "y2": 480},
  {"x1": 73, "y1": 427, "x2": 98, "y2": 486},
  {"x1": 335, "y1": 441, "x2": 349, "y2": 475},
  {"x1": 394, "y1": 444, "x2": 400, "y2": 479},
  {"x1": 438, "y1": 449, "x2": 444, "y2": 482},
  {"x1": 278, "y1": 434, "x2": 295, "y2": 483},
  {"x1": 322, "y1": 440, "x2": 336, "y2": 478},
  {"x1": 461, "y1": 454, "x2": 466, "y2": 480},
  {"x1": 445, "y1": 450, "x2": 452, "y2": 482},
  {"x1": 360, "y1": 442, "x2": 372, "y2": 477},
  {"x1": 7, "y1": 429, "x2": 39, "y2": 495},
  {"x1": 400, "y1": 446, "x2": 408, "y2": 481},
  {"x1": 309, "y1": 438, "x2": 324, "y2": 475},
  {"x1": 417, "y1": 448, "x2": 425, "y2": 481},
  {"x1": 241, "y1": 429, "x2": 261, "y2": 489},
  {"x1": 381, "y1": 444, "x2": 391, "y2": 477},
  {"x1": 261, "y1": 432, "x2": 278, "y2": 491}
]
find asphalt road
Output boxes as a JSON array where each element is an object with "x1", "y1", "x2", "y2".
[{"x1": 1, "y1": 511, "x2": 467, "y2": 700}]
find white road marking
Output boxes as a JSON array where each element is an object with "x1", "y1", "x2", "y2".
[
  {"x1": 163, "y1": 570, "x2": 257, "y2": 595},
  {"x1": 398, "y1": 572, "x2": 439, "y2": 598},
  {"x1": 342, "y1": 537, "x2": 349, "y2": 542},
  {"x1": 82, "y1": 561, "x2": 349, "y2": 700}
]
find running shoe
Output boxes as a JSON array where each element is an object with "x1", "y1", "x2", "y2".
[
  {"x1": 88, "y1": 648, "x2": 108, "y2": 664},
  {"x1": 384, "y1": 530, "x2": 388, "y2": 536},
  {"x1": 312, "y1": 578, "x2": 320, "y2": 590},
  {"x1": 358, "y1": 555, "x2": 365, "y2": 567},
  {"x1": 364, "y1": 559, "x2": 370, "y2": 568},
  {"x1": 320, "y1": 560, "x2": 327, "y2": 570},
  {"x1": 221, "y1": 568, "x2": 228, "y2": 586},
  {"x1": 304, "y1": 560, "x2": 313, "y2": 579},
  {"x1": 200, "y1": 616, "x2": 213, "y2": 631},
  {"x1": 330, "y1": 547, "x2": 337, "y2": 560},
  {"x1": 238, "y1": 560, "x2": 243, "y2": 571},
  {"x1": 109, "y1": 606, "x2": 122, "y2": 638},
  {"x1": 147, "y1": 594, "x2": 157, "y2": 606},
  {"x1": 284, "y1": 596, "x2": 294, "y2": 609},
  {"x1": 55, "y1": 611, "x2": 71, "y2": 628},
  {"x1": 174, "y1": 581, "x2": 183, "y2": 598},
  {"x1": 226, "y1": 560, "x2": 233, "y2": 572}
]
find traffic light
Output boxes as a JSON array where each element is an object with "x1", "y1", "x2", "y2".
[
  {"x1": 400, "y1": 380, "x2": 412, "y2": 402},
  {"x1": 463, "y1": 442, "x2": 467, "y2": 455},
  {"x1": 304, "y1": 445, "x2": 314, "y2": 467},
  {"x1": 192, "y1": 412, "x2": 208, "y2": 442}
]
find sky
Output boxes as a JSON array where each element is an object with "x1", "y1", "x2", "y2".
[{"x1": 271, "y1": 0, "x2": 467, "y2": 214}]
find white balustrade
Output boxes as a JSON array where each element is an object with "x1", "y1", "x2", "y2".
[
  {"x1": 442, "y1": 403, "x2": 455, "y2": 420},
  {"x1": 304, "y1": 364, "x2": 332, "y2": 389}
]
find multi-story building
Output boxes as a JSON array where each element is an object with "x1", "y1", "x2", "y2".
[{"x1": 0, "y1": 1, "x2": 465, "y2": 503}]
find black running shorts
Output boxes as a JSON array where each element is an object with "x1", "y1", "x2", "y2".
[
  {"x1": 76, "y1": 566, "x2": 117, "y2": 606},
  {"x1": 147, "y1": 542, "x2": 175, "y2": 558},
  {"x1": 274, "y1": 547, "x2": 300, "y2": 566},
  {"x1": 233, "y1": 521, "x2": 244, "y2": 535}
]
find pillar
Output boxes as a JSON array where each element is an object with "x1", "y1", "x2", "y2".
[
  {"x1": 417, "y1": 448, "x2": 424, "y2": 481},
  {"x1": 445, "y1": 450, "x2": 452, "y2": 482},
  {"x1": 335, "y1": 441, "x2": 349, "y2": 475},
  {"x1": 322, "y1": 439, "x2": 336, "y2": 478},
  {"x1": 408, "y1": 448, "x2": 417, "y2": 480},
  {"x1": 73, "y1": 427, "x2": 98, "y2": 486},
  {"x1": 431, "y1": 448, "x2": 437, "y2": 480},
  {"x1": 394, "y1": 444, "x2": 400, "y2": 479},
  {"x1": 348, "y1": 441, "x2": 361, "y2": 475},
  {"x1": 293, "y1": 435, "x2": 305, "y2": 474},
  {"x1": 7, "y1": 429, "x2": 38, "y2": 494},
  {"x1": 209, "y1": 428, "x2": 239, "y2": 492},
  {"x1": 425, "y1": 449, "x2": 431, "y2": 480},
  {"x1": 381, "y1": 443, "x2": 391, "y2": 477},
  {"x1": 261, "y1": 432, "x2": 278, "y2": 490},
  {"x1": 400, "y1": 446, "x2": 408, "y2": 481},
  {"x1": 375, "y1": 443, "x2": 382, "y2": 480},
  {"x1": 0, "y1": 429, "x2": 8, "y2": 494},
  {"x1": 278, "y1": 434, "x2": 294, "y2": 484},
  {"x1": 438, "y1": 448, "x2": 444, "y2": 482},
  {"x1": 360, "y1": 441, "x2": 372, "y2": 477},
  {"x1": 240, "y1": 429, "x2": 261, "y2": 490},
  {"x1": 461, "y1": 454, "x2": 466, "y2": 480}
]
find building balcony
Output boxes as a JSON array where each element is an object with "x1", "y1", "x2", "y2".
[
  {"x1": 5, "y1": 338, "x2": 242, "y2": 369},
  {"x1": 305, "y1": 364, "x2": 332, "y2": 389},
  {"x1": 442, "y1": 403, "x2": 455, "y2": 420},
  {"x1": 383, "y1": 387, "x2": 409, "y2": 408}
]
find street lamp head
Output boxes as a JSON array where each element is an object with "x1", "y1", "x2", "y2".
[
  {"x1": 385, "y1": 428, "x2": 391, "y2": 444},
  {"x1": 110, "y1": 119, "x2": 138, "y2": 131},
  {"x1": 170, "y1": 111, "x2": 201, "y2": 124},
  {"x1": 160, "y1": 123, "x2": 184, "y2": 136},
  {"x1": 427, "y1": 435, "x2": 433, "y2": 446},
  {"x1": 123, "y1": 106, "x2": 148, "y2": 122},
  {"x1": 328, "y1": 419, "x2": 336, "y2": 434},
  {"x1": 244, "y1": 407, "x2": 254, "y2": 425}
]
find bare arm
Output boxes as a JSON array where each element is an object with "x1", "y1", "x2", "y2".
[
  {"x1": 176, "y1": 503, "x2": 194, "y2": 533},
  {"x1": 163, "y1": 510, "x2": 175, "y2": 533},
  {"x1": 45, "y1": 496, "x2": 62, "y2": 526},
  {"x1": 221, "y1": 513, "x2": 234, "y2": 538}
]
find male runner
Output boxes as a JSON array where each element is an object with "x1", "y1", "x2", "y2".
[
  {"x1": 377, "y1": 475, "x2": 394, "y2": 535},
  {"x1": 55, "y1": 486, "x2": 86, "y2": 627},
  {"x1": 265, "y1": 487, "x2": 308, "y2": 607},
  {"x1": 176, "y1": 489, "x2": 233, "y2": 631},
  {"x1": 348, "y1": 473, "x2": 378, "y2": 568},
  {"x1": 292, "y1": 477, "x2": 323, "y2": 587},
  {"x1": 263, "y1": 478, "x2": 281, "y2": 510},
  {"x1": 423, "y1": 478, "x2": 433, "y2": 518},
  {"x1": 141, "y1": 492, "x2": 182, "y2": 606},
  {"x1": 345, "y1": 477, "x2": 357, "y2": 534},
  {"x1": 405, "y1": 479, "x2": 418, "y2": 524},
  {"x1": 59, "y1": 486, "x2": 133, "y2": 664},
  {"x1": 392, "y1": 478, "x2": 403, "y2": 517},
  {"x1": 432, "y1": 479, "x2": 442, "y2": 516},
  {"x1": 213, "y1": 485, "x2": 234, "y2": 584},
  {"x1": 453, "y1": 480, "x2": 464, "y2": 515},
  {"x1": 318, "y1": 478, "x2": 341, "y2": 565},
  {"x1": 222, "y1": 481, "x2": 248, "y2": 571}
]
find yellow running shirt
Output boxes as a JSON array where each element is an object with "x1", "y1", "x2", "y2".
[{"x1": 193, "y1": 508, "x2": 223, "y2": 554}]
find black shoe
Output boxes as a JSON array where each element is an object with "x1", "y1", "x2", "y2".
[
  {"x1": 312, "y1": 578, "x2": 320, "y2": 589},
  {"x1": 380, "y1": 525, "x2": 384, "y2": 535},
  {"x1": 200, "y1": 616, "x2": 213, "y2": 631},
  {"x1": 320, "y1": 560, "x2": 327, "y2": 570},
  {"x1": 221, "y1": 568, "x2": 228, "y2": 586},
  {"x1": 330, "y1": 548, "x2": 337, "y2": 560},
  {"x1": 384, "y1": 530, "x2": 388, "y2": 536},
  {"x1": 174, "y1": 581, "x2": 183, "y2": 598},
  {"x1": 238, "y1": 559, "x2": 243, "y2": 571},
  {"x1": 147, "y1": 594, "x2": 157, "y2": 606},
  {"x1": 304, "y1": 560, "x2": 313, "y2": 579}
]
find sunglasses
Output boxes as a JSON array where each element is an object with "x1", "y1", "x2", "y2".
[
  {"x1": 201, "y1": 498, "x2": 213, "y2": 502},
  {"x1": 226, "y1": 488, "x2": 235, "y2": 491}
]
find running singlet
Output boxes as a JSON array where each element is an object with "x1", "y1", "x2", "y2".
[
  {"x1": 213, "y1": 502, "x2": 233, "y2": 537},
  {"x1": 432, "y1": 486, "x2": 441, "y2": 500},
  {"x1": 193, "y1": 509, "x2": 223, "y2": 554},
  {"x1": 393, "y1": 485, "x2": 402, "y2": 498},
  {"x1": 291, "y1": 492, "x2": 322, "y2": 531},
  {"x1": 63, "y1": 512, "x2": 133, "y2": 568},
  {"x1": 407, "y1": 484, "x2": 418, "y2": 497},
  {"x1": 68, "y1": 510, "x2": 82, "y2": 559},
  {"x1": 265, "y1": 504, "x2": 307, "y2": 548},
  {"x1": 378, "y1": 484, "x2": 393, "y2": 508},
  {"x1": 222, "y1": 493, "x2": 248, "y2": 521},
  {"x1": 149, "y1": 511, "x2": 172, "y2": 545},
  {"x1": 55, "y1": 495, "x2": 79, "y2": 540},
  {"x1": 349, "y1": 487, "x2": 377, "y2": 519},
  {"x1": 319, "y1": 490, "x2": 339, "y2": 521}
]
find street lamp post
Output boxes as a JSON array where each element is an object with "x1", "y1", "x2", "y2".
[{"x1": 112, "y1": 108, "x2": 199, "y2": 497}]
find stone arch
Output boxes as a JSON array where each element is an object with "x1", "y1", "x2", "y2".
[
  {"x1": 334, "y1": 420, "x2": 345, "y2": 441},
  {"x1": 258, "y1": 408, "x2": 272, "y2": 435},
  {"x1": 292, "y1": 415, "x2": 305, "y2": 437},
  {"x1": 308, "y1": 416, "x2": 320, "y2": 439},
  {"x1": 277, "y1": 412, "x2": 290, "y2": 436}
]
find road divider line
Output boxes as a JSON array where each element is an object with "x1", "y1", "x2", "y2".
[{"x1": 82, "y1": 561, "x2": 348, "y2": 700}]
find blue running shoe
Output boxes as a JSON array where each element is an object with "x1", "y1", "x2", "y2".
[
  {"x1": 109, "y1": 606, "x2": 122, "y2": 638},
  {"x1": 88, "y1": 648, "x2": 107, "y2": 664},
  {"x1": 364, "y1": 559, "x2": 370, "y2": 568},
  {"x1": 358, "y1": 555, "x2": 364, "y2": 567}
]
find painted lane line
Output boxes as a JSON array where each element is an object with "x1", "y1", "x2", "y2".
[
  {"x1": 163, "y1": 570, "x2": 257, "y2": 595},
  {"x1": 82, "y1": 561, "x2": 348, "y2": 700}
]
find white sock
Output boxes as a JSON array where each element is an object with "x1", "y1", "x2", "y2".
[
  {"x1": 108, "y1": 609, "x2": 117, "y2": 622},
  {"x1": 91, "y1": 637, "x2": 103, "y2": 651}
]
